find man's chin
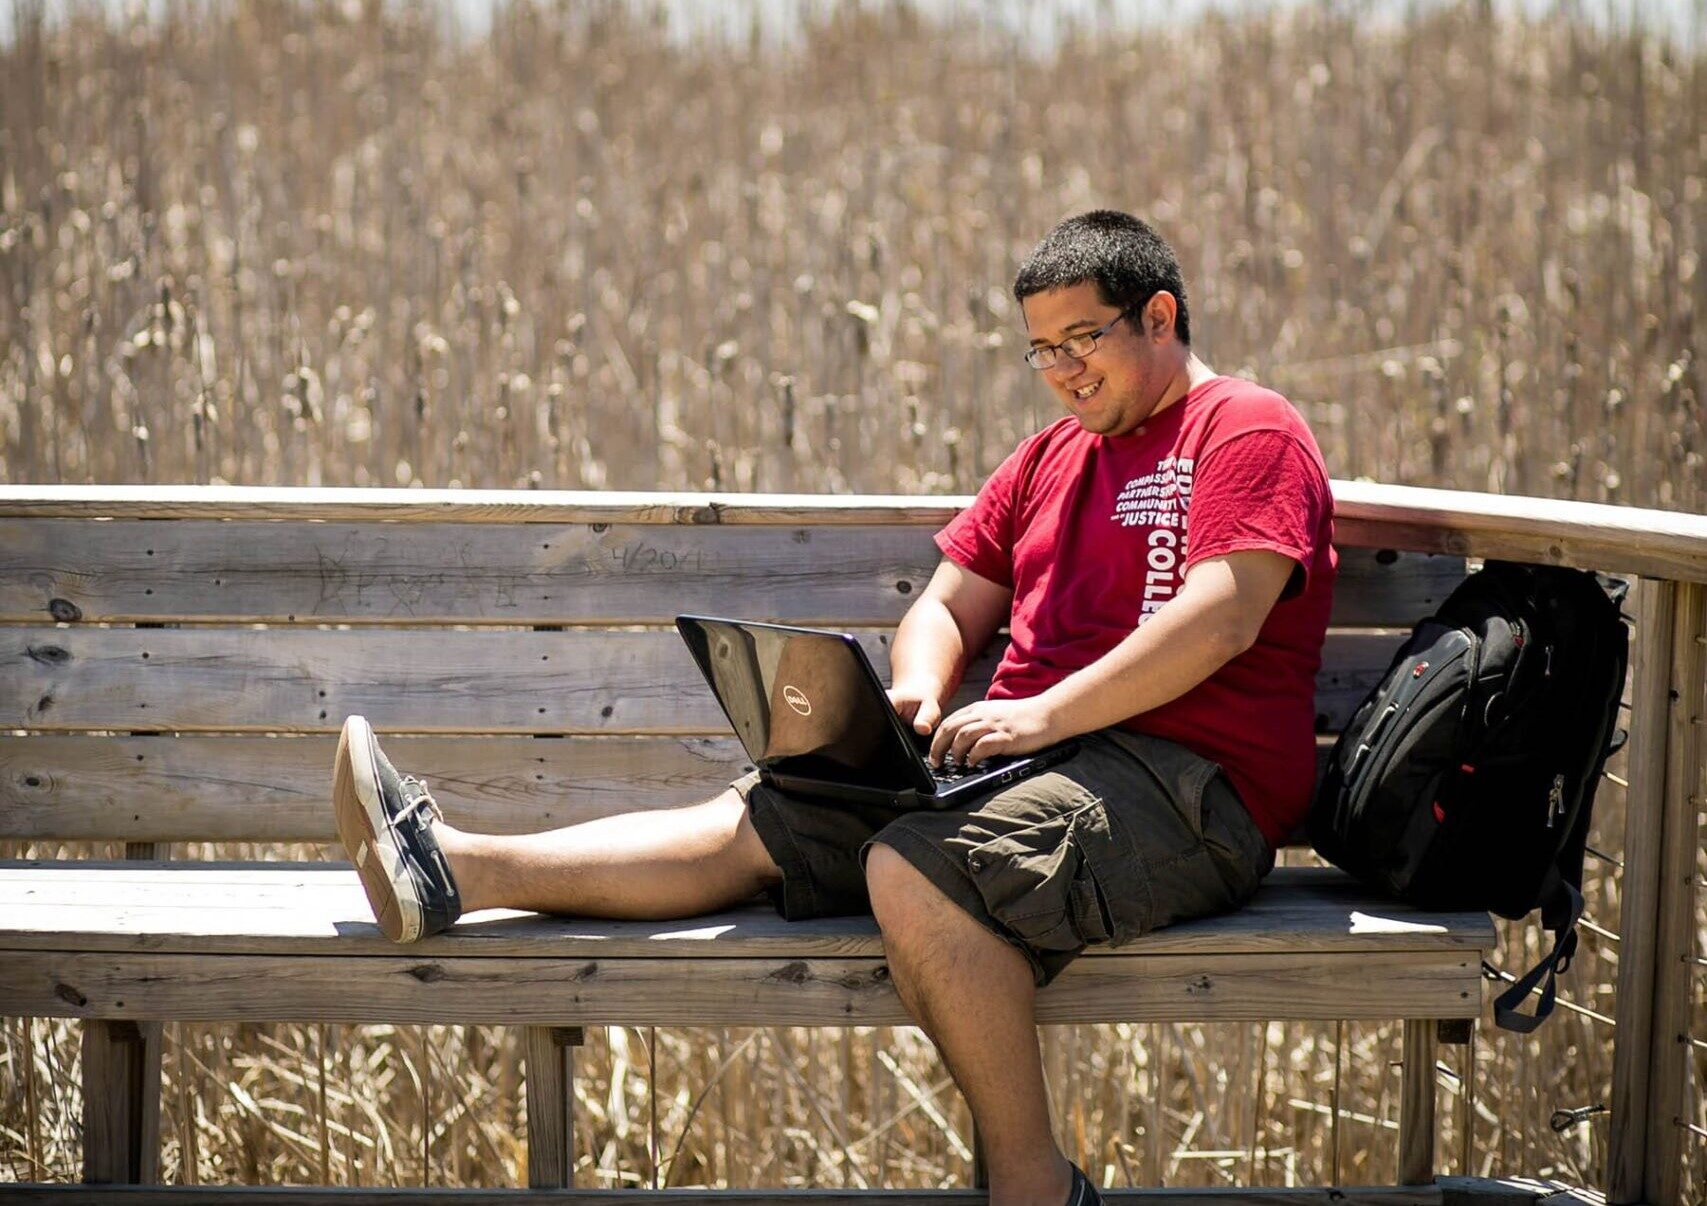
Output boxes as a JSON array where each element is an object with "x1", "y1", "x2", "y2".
[{"x1": 1068, "y1": 410, "x2": 1117, "y2": 435}]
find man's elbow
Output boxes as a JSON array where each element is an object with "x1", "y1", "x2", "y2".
[{"x1": 1217, "y1": 606, "x2": 1268, "y2": 661}]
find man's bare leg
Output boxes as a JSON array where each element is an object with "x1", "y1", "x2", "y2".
[
  {"x1": 439, "y1": 787, "x2": 783, "y2": 919},
  {"x1": 864, "y1": 842, "x2": 1074, "y2": 1206}
]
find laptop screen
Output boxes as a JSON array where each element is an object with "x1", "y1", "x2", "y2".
[{"x1": 677, "y1": 617, "x2": 926, "y2": 792}]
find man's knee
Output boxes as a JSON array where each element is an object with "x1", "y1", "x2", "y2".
[{"x1": 865, "y1": 842, "x2": 960, "y2": 940}]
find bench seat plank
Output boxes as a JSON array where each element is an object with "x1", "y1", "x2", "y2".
[
  {"x1": 2, "y1": 628, "x2": 1399, "y2": 733},
  {"x1": 0, "y1": 946, "x2": 1479, "y2": 1026},
  {"x1": 0, "y1": 519, "x2": 1463, "y2": 629},
  {"x1": 0, "y1": 863, "x2": 1494, "y2": 958}
]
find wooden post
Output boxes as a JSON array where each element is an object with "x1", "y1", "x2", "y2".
[
  {"x1": 1397, "y1": 1019, "x2": 1437, "y2": 1185},
  {"x1": 524, "y1": 1025, "x2": 584, "y2": 1188},
  {"x1": 82, "y1": 840, "x2": 165, "y2": 1184},
  {"x1": 1607, "y1": 578, "x2": 1678, "y2": 1204},
  {"x1": 1644, "y1": 582, "x2": 1705, "y2": 1206},
  {"x1": 81, "y1": 1019, "x2": 162, "y2": 1184}
]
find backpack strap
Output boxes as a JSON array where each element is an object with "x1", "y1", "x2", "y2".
[{"x1": 1494, "y1": 881, "x2": 1584, "y2": 1033}]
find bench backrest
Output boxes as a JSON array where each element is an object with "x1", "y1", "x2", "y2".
[{"x1": 1, "y1": 496, "x2": 1466, "y2": 845}]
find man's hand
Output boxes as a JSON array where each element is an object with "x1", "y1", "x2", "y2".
[
  {"x1": 929, "y1": 696, "x2": 1060, "y2": 767},
  {"x1": 886, "y1": 681, "x2": 944, "y2": 736}
]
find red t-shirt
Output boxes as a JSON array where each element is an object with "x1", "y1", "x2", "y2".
[{"x1": 935, "y1": 375, "x2": 1336, "y2": 848}]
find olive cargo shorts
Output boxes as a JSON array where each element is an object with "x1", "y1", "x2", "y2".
[{"x1": 737, "y1": 727, "x2": 1275, "y2": 985}]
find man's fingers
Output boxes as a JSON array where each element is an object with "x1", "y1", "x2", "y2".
[
  {"x1": 951, "y1": 721, "x2": 994, "y2": 764},
  {"x1": 914, "y1": 699, "x2": 941, "y2": 734},
  {"x1": 929, "y1": 708, "x2": 970, "y2": 764}
]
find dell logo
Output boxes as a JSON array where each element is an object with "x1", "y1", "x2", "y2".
[{"x1": 782, "y1": 685, "x2": 812, "y2": 716}]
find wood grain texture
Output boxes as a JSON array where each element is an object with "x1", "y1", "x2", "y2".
[
  {"x1": 0, "y1": 864, "x2": 1497, "y2": 959},
  {"x1": 0, "y1": 520, "x2": 936, "y2": 627},
  {"x1": 0, "y1": 734, "x2": 750, "y2": 841},
  {"x1": 0, "y1": 1182, "x2": 1452, "y2": 1204},
  {"x1": 1328, "y1": 479, "x2": 1707, "y2": 584},
  {"x1": 0, "y1": 627, "x2": 1397, "y2": 733},
  {"x1": 1398, "y1": 1020, "x2": 1438, "y2": 1186},
  {"x1": 0, "y1": 485, "x2": 966, "y2": 525},
  {"x1": 1605, "y1": 580, "x2": 1677, "y2": 1205},
  {"x1": 1643, "y1": 582, "x2": 1705, "y2": 1206},
  {"x1": 0, "y1": 947, "x2": 1481, "y2": 1025},
  {"x1": 1, "y1": 736, "x2": 1341, "y2": 844},
  {"x1": 0, "y1": 626, "x2": 990, "y2": 733},
  {"x1": 0, "y1": 519, "x2": 1463, "y2": 628},
  {"x1": 4, "y1": 482, "x2": 1704, "y2": 581}
]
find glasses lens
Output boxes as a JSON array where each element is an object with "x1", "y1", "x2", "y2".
[
  {"x1": 1060, "y1": 333, "x2": 1096, "y2": 359},
  {"x1": 1025, "y1": 347, "x2": 1056, "y2": 370}
]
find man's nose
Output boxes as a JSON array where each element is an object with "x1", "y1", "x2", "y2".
[{"x1": 1045, "y1": 352, "x2": 1086, "y2": 381}]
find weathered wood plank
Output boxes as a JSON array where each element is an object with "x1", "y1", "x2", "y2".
[
  {"x1": 1643, "y1": 581, "x2": 1705, "y2": 1206},
  {"x1": 1435, "y1": 1177, "x2": 1582, "y2": 1205},
  {"x1": 1398, "y1": 1020, "x2": 1438, "y2": 1186},
  {"x1": 4, "y1": 482, "x2": 1704, "y2": 581},
  {"x1": 0, "y1": 521, "x2": 934, "y2": 627},
  {"x1": 0, "y1": 519, "x2": 1462, "y2": 628},
  {"x1": 1328, "y1": 480, "x2": 1707, "y2": 584},
  {"x1": 0, "y1": 1182, "x2": 1452, "y2": 1204},
  {"x1": 79, "y1": 1019, "x2": 161, "y2": 1184},
  {"x1": 0, "y1": 486, "x2": 961, "y2": 525},
  {"x1": 0, "y1": 735, "x2": 1339, "y2": 844},
  {"x1": 0, "y1": 627, "x2": 968, "y2": 733},
  {"x1": 0, "y1": 628, "x2": 1397, "y2": 734},
  {"x1": 0, "y1": 947, "x2": 1481, "y2": 1025},
  {"x1": 1606, "y1": 580, "x2": 1677, "y2": 1205},
  {"x1": 0, "y1": 864, "x2": 1498, "y2": 959},
  {"x1": 0, "y1": 734, "x2": 750, "y2": 841}
]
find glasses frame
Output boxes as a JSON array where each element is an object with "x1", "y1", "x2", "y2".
[{"x1": 1023, "y1": 306, "x2": 1139, "y2": 371}]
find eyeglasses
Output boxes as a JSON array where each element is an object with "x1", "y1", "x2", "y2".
[{"x1": 1023, "y1": 311, "x2": 1132, "y2": 370}]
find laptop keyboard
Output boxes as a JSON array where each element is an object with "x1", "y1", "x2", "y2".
[
  {"x1": 930, "y1": 752, "x2": 1011, "y2": 784},
  {"x1": 931, "y1": 756, "x2": 969, "y2": 784}
]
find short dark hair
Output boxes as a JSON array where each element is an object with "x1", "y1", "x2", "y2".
[{"x1": 1013, "y1": 210, "x2": 1191, "y2": 345}]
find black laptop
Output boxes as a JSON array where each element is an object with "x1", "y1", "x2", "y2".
[{"x1": 675, "y1": 615, "x2": 1079, "y2": 809}]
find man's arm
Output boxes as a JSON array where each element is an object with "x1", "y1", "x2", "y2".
[
  {"x1": 887, "y1": 558, "x2": 1013, "y2": 735},
  {"x1": 929, "y1": 548, "x2": 1297, "y2": 765}
]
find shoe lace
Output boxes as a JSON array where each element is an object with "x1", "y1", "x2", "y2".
[{"x1": 395, "y1": 775, "x2": 444, "y2": 826}]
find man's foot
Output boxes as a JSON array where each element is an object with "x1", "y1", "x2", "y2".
[
  {"x1": 333, "y1": 714, "x2": 462, "y2": 943},
  {"x1": 1067, "y1": 1161, "x2": 1103, "y2": 1205}
]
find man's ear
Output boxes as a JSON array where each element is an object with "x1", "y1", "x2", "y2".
[{"x1": 1143, "y1": 292, "x2": 1179, "y2": 340}]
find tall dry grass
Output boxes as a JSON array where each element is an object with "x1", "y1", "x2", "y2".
[{"x1": 0, "y1": 0, "x2": 1703, "y2": 1194}]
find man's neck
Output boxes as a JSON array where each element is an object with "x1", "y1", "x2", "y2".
[{"x1": 1150, "y1": 352, "x2": 1217, "y2": 421}]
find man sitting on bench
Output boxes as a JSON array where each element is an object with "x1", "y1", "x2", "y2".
[{"x1": 332, "y1": 210, "x2": 1336, "y2": 1206}]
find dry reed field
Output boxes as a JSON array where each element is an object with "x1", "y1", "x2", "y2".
[{"x1": 1, "y1": 0, "x2": 1704, "y2": 1193}]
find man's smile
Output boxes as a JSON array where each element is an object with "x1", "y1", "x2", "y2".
[{"x1": 1070, "y1": 380, "x2": 1103, "y2": 401}]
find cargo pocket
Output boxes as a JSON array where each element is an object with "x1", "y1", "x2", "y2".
[
  {"x1": 962, "y1": 794, "x2": 1138, "y2": 953},
  {"x1": 1101, "y1": 730, "x2": 1254, "y2": 931}
]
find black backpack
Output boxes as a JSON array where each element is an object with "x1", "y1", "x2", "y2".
[{"x1": 1308, "y1": 560, "x2": 1629, "y2": 1032}]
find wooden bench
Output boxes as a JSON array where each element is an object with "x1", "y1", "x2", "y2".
[{"x1": 1, "y1": 482, "x2": 1703, "y2": 1205}]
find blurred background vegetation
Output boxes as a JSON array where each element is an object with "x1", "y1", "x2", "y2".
[
  {"x1": 1, "y1": 0, "x2": 1700, "y2": 507},
  {"x1": 1, "y1": 0, "x2": 1702, "y2": 1194}
]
